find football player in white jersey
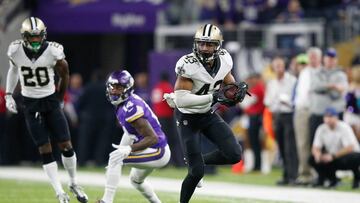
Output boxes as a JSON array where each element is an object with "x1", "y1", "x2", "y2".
[
  {"x1": 164, "y1": 24, "x2": 245, "y2": 203},
  {"x1": 4, "y1": 17, "x2": 88, "y2": 203}
]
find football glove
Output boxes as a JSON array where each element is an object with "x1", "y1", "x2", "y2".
[
  {"x1": 109, "y1": 144, "x2": 132, "y2": 166},
  {"x1": 5, "y1": 94, "x2": 18, "y2": 114},
  {"x1": 212, "y1": 82, "x2": 251, "y2": 107},
  {"x1": 163, "y1": 92, "x2": 176, "y2": 108},
  {"x1": 234, "y1": 81, "x2": 251, "y2": 103}
]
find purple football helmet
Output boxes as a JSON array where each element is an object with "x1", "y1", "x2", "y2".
[{"x1": 106, "y1": 70, "x2": 134, "y2": 105}]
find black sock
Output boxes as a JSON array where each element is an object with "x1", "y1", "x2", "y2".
[{"x1": 61, "y1": 148, "x2": 74, "y2": 157}]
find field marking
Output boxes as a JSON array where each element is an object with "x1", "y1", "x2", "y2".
[{"x1": 0, "y1": 166, "x2": 360, "y2": 202}]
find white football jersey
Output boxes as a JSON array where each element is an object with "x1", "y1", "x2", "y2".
[
  {"x1": 7, "y1": 40, "x2": 65, "y2": 98},
  {"x1": 175, "y1": 49, "x2": 233, "y2": 114}
]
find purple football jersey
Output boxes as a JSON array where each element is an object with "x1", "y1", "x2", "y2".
[{"x1": 115, "y1": 93, "x2": 167, "y2": 148}]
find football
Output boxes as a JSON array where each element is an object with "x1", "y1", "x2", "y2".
[{"x1": 224, "y1": 85, "x2": 239, "y2": 100}]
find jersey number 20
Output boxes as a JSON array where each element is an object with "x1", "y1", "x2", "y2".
[{"x1": 21, "y1": 66, "x2": 50, "y2": 87}]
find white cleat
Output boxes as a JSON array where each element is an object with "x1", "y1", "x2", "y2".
[
  {"x1": 69, "y1": 183, "x2": 88, "y2": 203},
  {"x1": 57, "y1": 193, "x2": 70, "y2": 203}
]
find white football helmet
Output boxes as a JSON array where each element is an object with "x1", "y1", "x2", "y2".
[
  {"x1": 20, "y1": 17, "x2": 47, "y2": 52},
  {"x1": 193, "y1": 24, "x2": 223, "y2": 64}
]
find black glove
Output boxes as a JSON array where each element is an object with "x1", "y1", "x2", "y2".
[
  {"x1": 212, "y1": 82, "x2": 251, "y2": 107},
  {"x1": 233, "y1": 81, "x2": 251, "y2": 103}
]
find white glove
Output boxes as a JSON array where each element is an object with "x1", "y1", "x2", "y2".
[
  {"x1": 163, "y1": 92, "x2": 176, "y2": 108},
  {"x1": 109, "y1": 144, "x2": 132, "y2": 166},
  {"x1": 5, "y1": 94, "x2": 18, "y2": 114}
]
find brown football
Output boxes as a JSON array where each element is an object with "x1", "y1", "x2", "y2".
[{"x1": 224, "y1": 85, "x2": 238, "y2": 100}]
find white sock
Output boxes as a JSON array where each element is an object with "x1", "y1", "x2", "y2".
[
  {"x1": 131, "y1": 180, "x2": 161, "y2": 203},
  {"x1": 43, "y1": 161, "x2": 65, "y2": 195},
  {"x1": 102, "y1": 164, "x2": 122, "y2": 203},
  {"x1": 61, "y1": 154, "x2": 77, "y2": 185}
]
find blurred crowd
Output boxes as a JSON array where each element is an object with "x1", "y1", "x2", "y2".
[
  {"x1": 229, "y1": 46, "x2": 360, "y2": 188},
  {"x1": 165, "y1": 0, "x2": 359, "y2": 27}
]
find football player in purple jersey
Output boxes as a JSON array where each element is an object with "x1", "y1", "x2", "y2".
[{"x1": 97, "y1": 70, "x2": 171, "y2": 203}]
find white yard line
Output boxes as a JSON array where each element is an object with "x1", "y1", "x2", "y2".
[{"x1": 0, "y1": 167, "x2": 359, "y2": 203}]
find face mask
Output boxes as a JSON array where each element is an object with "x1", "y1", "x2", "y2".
[{"x1": 30, "y1": 42, "x2": 41, "y2": 52}]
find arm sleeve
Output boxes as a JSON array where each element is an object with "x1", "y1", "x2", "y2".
[
  {"x1": 6, "y1": 60, "x2": 19, "y2": 94},
  {"x1": 174, "y1": 90, "x2": 213, "y2": 108}
]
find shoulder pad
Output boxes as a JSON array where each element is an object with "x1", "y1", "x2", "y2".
[
  {"x1": 48, "y1": 41, "x2": 65, "y2": 60},
  {"x1": 218, "y1": 49, "x2": 233, "y2": 67},
  {"x1": 124, "y1": 100, "x2": 145, "y2": 122},
  {"x1": 175, "y1": 53, "x2": 200, "y2": 78},
  {"x1": 7, "y1": 40, "x2": 23, "y2": 58}
]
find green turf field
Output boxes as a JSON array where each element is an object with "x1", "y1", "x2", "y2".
[
  {"x1": 1, "y1": 165, "x2": 358, "y2": 203},
  {"x1": 86, "y1": 165, "x2": 360, "y2": 192},
  {"x1": 0, "y1": 179, "x2": 273, "y2": 203}
]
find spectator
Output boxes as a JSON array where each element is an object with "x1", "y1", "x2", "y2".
[
  {"x1": 240, "y1": 73, "x2": 266, "y2": 171},
  {"x1": 134, "y1": 72, "x2": 151, "y2": 104},
  {"x1": 310, "y1": 107, "x2": 360, "y2": 189},
  {"x1": 77, "y1": 70, "x2": 120, "y2": 166},
  {"x1": 309, "y1": 48, "x2": 349, "y2": 145},
  {"x1": 264, "y1": 57, "x2": 298, "y2": 185},
  {"x1": 276, "y1": 0, "x2": 304, "y2": 23},
  {"x1": 293, "y1": 47, "x2": 322, "y2": 185},
  {"x1": 67, "y1": 73, "x2": 83, "y2": 110},
  {"x1": 344, "y1": 66, "x2": 360, "y2": 141},
  {"x1": 292, "y1": 53, "x2": 311, "y2": 186},
  {"x1": 64, "y1": 73, "x2": 83, "y2": 149},
  {"x1": 151, "y1": 72, "x2": 184, "y2": 167}
]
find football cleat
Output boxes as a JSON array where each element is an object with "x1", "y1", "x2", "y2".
[
  {"x1": 69, "y1": 184, "x2": 88, "y2": 203},
  {"x1": 57, "y1": 193, "x2": 70, "y2": 203}
]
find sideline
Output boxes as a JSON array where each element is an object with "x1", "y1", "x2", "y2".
[{"x1": 0, "y1": 167, "x2": 359, "y2": 203}]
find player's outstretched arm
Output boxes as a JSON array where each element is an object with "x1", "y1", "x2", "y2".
[{"x1": 54, "y1": 59, "x2": 69, "y2": 100}]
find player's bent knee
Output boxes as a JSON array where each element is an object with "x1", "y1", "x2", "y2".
[
  {"x1": 39, "y1": 143, "x2": 52, "y2": 154},
  {"x1": 130, "y1": 172, "x2": 145, "y2": 185},
  {"x1": 229, "y1": 154, "x2": 242, "y2": 164}
]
